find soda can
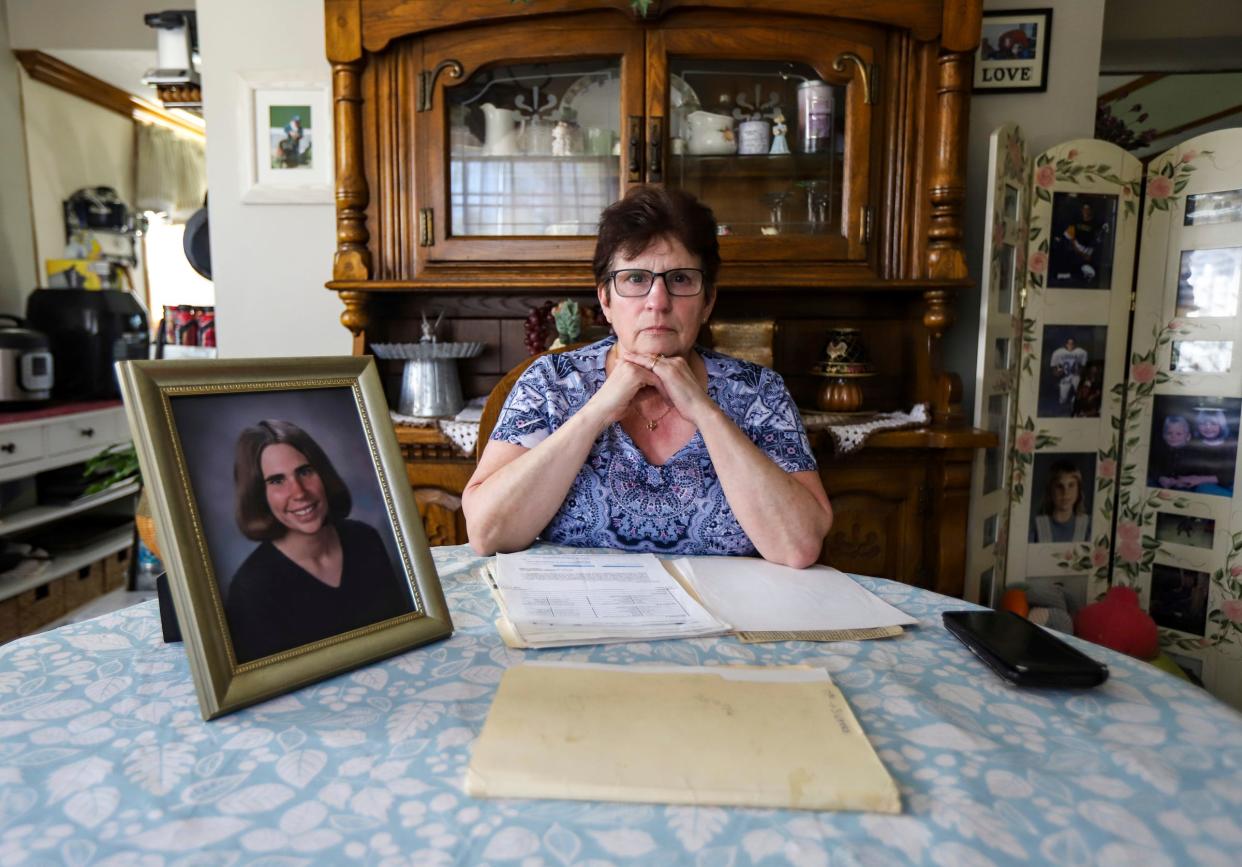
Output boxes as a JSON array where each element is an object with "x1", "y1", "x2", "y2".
[
  {"x1": 797, "y1": 79, "x2": 833, "y2": 154},
  {"x1": 163, "y1": 305, "x2": 179, "y2": 345},
  {"x1": 173, "y1": 305, "x2": 197, "y2": 346},
  {"x1": 197, "y1": 308, "x2": 216, "y2": 347}
]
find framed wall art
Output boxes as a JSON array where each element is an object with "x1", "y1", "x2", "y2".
[
  {"x1": 973, "y1": 8, "x2": 1053, "y2": 94},
  {"x1": 118, "y1": 356, "x2": 453, "y2": 718},
  {"x1": 240, "y1": 71, "x2": 334, "y2": 204}
]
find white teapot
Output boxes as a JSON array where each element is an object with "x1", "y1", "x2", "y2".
[
  {"x1": 686, "y1": 110, "x2": 737, "y2": 155},
  {"x1": 481, "y1": 103, "x2": 521, "y2": 156}
]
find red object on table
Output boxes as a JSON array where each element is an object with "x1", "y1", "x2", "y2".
[{"x1": 1073, "y1": 586, "x2": 1159, "y2": 660}]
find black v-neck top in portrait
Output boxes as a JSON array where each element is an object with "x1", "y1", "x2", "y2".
[{"x1": 223, "y1": 519, "x2": 413, "y2": 664}]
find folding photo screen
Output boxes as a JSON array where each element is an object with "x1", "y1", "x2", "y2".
[{"x1": 968, "y1": 127, "x2": 1242, "y2": 708}]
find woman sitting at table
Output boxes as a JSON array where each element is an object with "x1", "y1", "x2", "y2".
[
  {"x1": 464, "y1": 186, "x2": 833, "y2": 567},
  {"x1": 225, "y1": 420, "x2": 413, "y2": 663}
]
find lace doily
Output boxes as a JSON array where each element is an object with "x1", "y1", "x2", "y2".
[
  {"x1": 800, "y1": 404, "x2": 929, "y2": 456},
  {"x1": 390, "y1": 399, "x2": 485, "y2": 457}
]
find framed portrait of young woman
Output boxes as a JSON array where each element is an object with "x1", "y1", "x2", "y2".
[{"x1": 118, "y1": 356, "x2": 452, "y2": 719}]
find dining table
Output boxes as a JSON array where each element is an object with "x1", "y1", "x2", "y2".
[{"x1": 2, "y1": 543, "x2": 1241, "y2": 866}]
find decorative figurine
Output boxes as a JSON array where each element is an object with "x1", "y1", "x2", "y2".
[{"x1": 769, "y1": 110, "x2": 791, "y2": 155}]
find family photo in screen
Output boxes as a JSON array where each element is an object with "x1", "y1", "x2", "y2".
[
  {"x1": 1147, "y1": 395, "x2": 1241, "y2": 498},
  {"x1": 1038, "y1": 324, "x2": 1106, "y2": 418},
  {"x1": 1048, "y1": 192, "x2": 1118, "y2": 289},
  {"x1": 1028, "y1": 452, "x2": 1095, "y2": 543}
]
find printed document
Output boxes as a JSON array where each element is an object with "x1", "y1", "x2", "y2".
[{"x1": 491, "y1": 551, "x2": 729, "y2": 647}]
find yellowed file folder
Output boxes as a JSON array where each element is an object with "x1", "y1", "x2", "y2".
[{"x1": 466, "y1": 662, "x2": 901, "y2": 813}]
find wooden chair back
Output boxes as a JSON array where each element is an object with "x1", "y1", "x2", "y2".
[{"x1": 476, "y1": 343, "x2": 587, "y2": 461}]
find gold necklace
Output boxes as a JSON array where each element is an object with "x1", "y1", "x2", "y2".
[{"x1": 634, "y1": 401, "x2": 673, "y2": 431}]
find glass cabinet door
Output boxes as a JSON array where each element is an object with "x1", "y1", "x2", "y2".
[
  {"x1": 418, "y1": 21, "x2": 644, "y2": 263},
  {"x1": 648, "y1": 19, "x2": 880, "y2": 263}
]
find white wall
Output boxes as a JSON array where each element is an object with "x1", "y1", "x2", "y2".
[
  {"x1": 0, "y1": 0, "x2": 37, "y2": 312},
  {"x1": 197, "y1": 0, "x2": 347, "y2": 358},
  {"x1": 6, "y1": 0, "x2": 162, "y2": 51},
  {"x1": 948, "y1": 0, "x2": 1108, "y2": 422},
  {"x1": 20, "y1": 71, "x2": 138, "y2": 285}
]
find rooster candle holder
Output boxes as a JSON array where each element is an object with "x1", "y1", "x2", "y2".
[{"x1": 810, "y1": 327, "x2": 875, "y2": 413}]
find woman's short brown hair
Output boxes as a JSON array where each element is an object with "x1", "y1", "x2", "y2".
[
  {"x1": 593, "y1": 186, "x2": 720, "y2": 298},
  {"x1": 234, "y1": 419, "x2": 352, "y2": 541}
]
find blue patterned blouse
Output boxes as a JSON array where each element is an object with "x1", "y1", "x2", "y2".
[{"x1": 490, "y1": 336, "x2": 817, "y2": 555}]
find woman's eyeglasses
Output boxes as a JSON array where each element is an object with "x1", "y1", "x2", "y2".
[{"x1": 608, "y1": 268, "x2": 705, "y2": 297}]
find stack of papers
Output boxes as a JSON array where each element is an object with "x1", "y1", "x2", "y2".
[
  {"x1": 488, "y1": 552, "x2": 729, "y2": 647},
  {"x1": 672, "y1": 556, "x2": 917, "y2": 641},
  {"x1": 466, "y1": 661, "x2": 902, "y2": 813},
  {"x1": 488, "y1": 550, "x2": 916, "y2": 649}
]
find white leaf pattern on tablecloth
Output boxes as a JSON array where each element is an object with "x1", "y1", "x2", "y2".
[
  {"x1": 482, "y1": 826, "x2": 540, "y2": 860},
  {"x1": 275, "y1": 749, "x2": 326, "y2": 789},
  {"x1": 59, "y1": 837, "x2": 96, "y2": 867},
  {"x1": 1095, "y1": 841, "x2": 1175, "y2": 867},
  {"x1": 589, "y1": 828, "x2": 657, "y2": 857},
  {"x1": 349, "y1": 786, "x2": 392, "y2": 820},
  {"x1": 543, "y1": 822, "x2": 583, "y2": 865},
  {"x1": 26, "y1": 699, "x2": 92, "y2": 720},
  {"x1": 62, "y1": 787, "x2": 119, "y2": 828},
  {"x1": 65, "y1": 633, "x2": 132, "y2": 652},
  {"x1": 929, "y1": 840, "x2": 999, "y2": 867},
  {"x1": 902, "y1": 723, "x2": 998, "y2": 751},
  {"x1": 47, "y1": 756, "x2": 112, "y2": 804},
  {"x1": 124, "y1": 742, "x2": 195, "y2": 796},
  {"x1": 386, "y1": 703, "x2": 442, "y2": 743},
  {"x1": 741, "y1": 829, "x2": 785, "y2": 861},
  {"x1": 418, "y1": 683, "x2": 489, "y2": 701},
  {"x1": 218, "y1": 783, "x2": 295, "y2": 814},
  {"x1": 350, "y1": 668, "x2": 388, "y2": 691},
  {"x1": 223, "y1": 729, "x2": 274, "y2": 750},
  {"x1": 180, "y1": 773, "x2": 249, "y2": 805},
  {"x1": 0, "y1": 720, "x2": 40, "y2": 738},
  {"x1": 1078, "y1": 800, "x2": 1161, "y2": 849},
  {"x1": 1108, "y1": 746, "x2": 1178, "y2": 794},
  {"x1": 666, "y1": 805, "x2": 727, "y2": 852},
  {"x1": 128, "y1": 817, "x2": 249, "y2": 850},
  {"x1": 85, "y1": 677, "x2": 131, "y2": 704},
  {"x1": 1201, "y1": 815, "x2": 1242, "y2": 844}
]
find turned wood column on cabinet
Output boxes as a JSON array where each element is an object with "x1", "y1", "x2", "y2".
[{"x1": 322, "y1": 0, "x2": 991, "y2": 595}]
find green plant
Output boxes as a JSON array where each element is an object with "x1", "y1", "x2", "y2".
[{"x1": 82, "y1": 443, "x2": 140, "y2": 495}]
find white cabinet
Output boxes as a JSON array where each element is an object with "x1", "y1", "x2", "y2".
[{"x1": 0, "y1": 403, "x2": 136, "y2": 640}]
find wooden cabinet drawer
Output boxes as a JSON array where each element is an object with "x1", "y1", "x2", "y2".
[
  {"x1": 46, "y1": 412, "x2": 120, "y2": 457},
  {"x1": 0, "y1": 426, "x2": 45, "y2": 470}
]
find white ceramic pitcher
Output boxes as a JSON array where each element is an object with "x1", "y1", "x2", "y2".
[{"x1": 481, "y1": 103, "x2": 521, "y2": 156}]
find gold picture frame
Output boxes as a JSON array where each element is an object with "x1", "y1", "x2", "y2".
[{"x1": 118, "y1": 356, "x2": 452, "y2": 719}]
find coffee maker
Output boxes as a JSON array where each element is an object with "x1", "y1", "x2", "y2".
[{"x1": 26, "y1": 289, "x2": 149, "y2": 400}]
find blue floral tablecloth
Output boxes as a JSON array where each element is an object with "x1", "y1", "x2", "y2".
[{"x1": 2, "y1": 544, "x2": 1242, "y2": 866}]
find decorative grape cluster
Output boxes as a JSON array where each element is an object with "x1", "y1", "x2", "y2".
[{"x1": 523, "y1": 301, "x2": 555, "y2": 356}]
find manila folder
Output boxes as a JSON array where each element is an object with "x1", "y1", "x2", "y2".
[{"x1": 465, "y1": 662, "x2": 901, "y2": 813}]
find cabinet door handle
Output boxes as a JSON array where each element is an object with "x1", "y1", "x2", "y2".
[
  {"x1": 0, "y1": 443, "x2": 13, "y2": 454},
  {"x1": 80, "y1": 428, "x2": 95, "y2": 437},
  {"x1": 647, "y1": 117, "x2": 663, "y2": 183},
  {"x1": 627, "y1": 116, "x2": 643, "y2": 183}
]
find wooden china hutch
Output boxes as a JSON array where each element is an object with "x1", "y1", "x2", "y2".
[{"x1": 323, "y1": 0, "x2": 992, "y2": 596}]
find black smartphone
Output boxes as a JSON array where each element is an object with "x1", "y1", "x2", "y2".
[{"x1": 943, "y1": 610, "x2": 1109, "y2": 688}]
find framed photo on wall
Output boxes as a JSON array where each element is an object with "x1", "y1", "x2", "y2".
[
  {"x1": 240, "y1": 71, "x2": 334, "y2": 204},
  {"x1": 118, "y1": 356, "x2": 453, "y2": 719},
  {"x1": 974, "y1": 9, "x2": 1053, "y2": 94}
]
